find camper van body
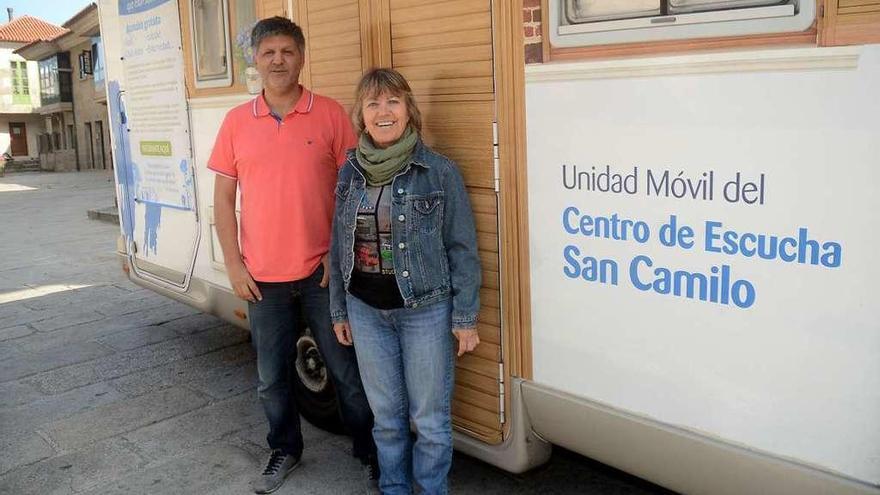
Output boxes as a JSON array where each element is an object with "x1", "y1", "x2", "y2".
[{"x1": 97, "y1": 1, "x2": 879, "y2": 494}]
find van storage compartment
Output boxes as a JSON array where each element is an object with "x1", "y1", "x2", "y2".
[
  {"x1": 565, "y1": 0, "x2": 662, "y2": 23},
  {"x1": 668, "y1": 0, "x2": 786, "y2": 13}
]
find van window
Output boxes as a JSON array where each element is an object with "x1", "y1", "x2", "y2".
[
  {"x1": 191, "y1": 0, "x2": 232, "y2": 87},
  {"x1": 553, "y1": 0, "x2": 815, "y2": 47},
  {"x1": 565, "y1": 0, "x2": 661, "y2": 23}
]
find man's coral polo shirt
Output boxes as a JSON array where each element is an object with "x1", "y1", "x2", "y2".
[{"x1": 208, "y1": 87, "x2": 355, "y2": 282}]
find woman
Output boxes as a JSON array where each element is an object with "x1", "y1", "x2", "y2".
[{"x1": 328, "y1": 68, "x2": 481, "y2": 495}]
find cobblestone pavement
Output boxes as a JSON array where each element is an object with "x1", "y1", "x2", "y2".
[{"x1": 0, "y1": 171, "x2": 672, "y2": 494}]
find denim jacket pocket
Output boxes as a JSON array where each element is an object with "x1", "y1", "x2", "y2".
[{"x1": 410, "y1": 192, "x2": 443, "y2": 235}]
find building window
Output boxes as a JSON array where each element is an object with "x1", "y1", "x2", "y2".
[
  {"x1": 58, "y1": 52, "x2": 73, "y2": 103},
  {"x1": 91, "y1": 37, "x2": 105, "y2": 89},
  {"x1": 190, "y1": 0, "x2": 232, "y2": 88},
  {"x1": 39, "y1": 57, "x2": 58, "y2": 104},
  {"x1": 39, "y1": 54, "x2": 72, "y2": 105},
  {"x1": 11, "y1": 61, "x2": 30, "y2": 105},
  {"x1": 67, "y1": 125, "x2": 76, "y2": 150},
  {"x1": 79, "y1": 50, "x2": 93, "y2": 79}
]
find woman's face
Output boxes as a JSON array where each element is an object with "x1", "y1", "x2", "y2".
[{"x1": 362, "y1": 92, "x2": 410, "y2": 149}]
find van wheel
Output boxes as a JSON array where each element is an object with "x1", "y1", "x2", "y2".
[{"x1": 292, "y1": 330, "x2": 346, "y2": 434}]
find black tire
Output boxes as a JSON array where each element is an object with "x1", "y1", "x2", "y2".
[{"x1": 291, "y1": 329, "x2": 346, "y2": 434}]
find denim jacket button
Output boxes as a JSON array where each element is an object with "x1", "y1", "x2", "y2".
[
  {"x1": 398, "y1": 214, "x2": 405, "y2": 222},
  {"x1": 401, "y1": 270, "x2": 410, "y2": 278},
  {"x1": 397, "y1": 188, "x2": 404, "y2": 194},
  {"x1": 398, "y1": 242, "x2": 405, "y2": 249}
]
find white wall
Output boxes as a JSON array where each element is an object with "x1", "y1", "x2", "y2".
[
  {"x1": 0, "y1": 115, "x2": 41, "y2": 159},
  {"x1": 0, "y1": 43, "x2": 39, "y2": 110},
  {"x1": 0, "y1": 41, "x2": 42, "y2": 159},
  {"x1": 526, "y1": 45, "x2": 880, "y2": 484},
  {"x1": 189, "y1": 101, "x2": 246, "y2": 290},
  {"x1": 0, "y1": 44, "x2": 17, "y2": 108}
]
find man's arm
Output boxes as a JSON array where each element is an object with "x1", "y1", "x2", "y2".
[{"x1": 214, "y1": 175, "x2": 262, "y2": 302}]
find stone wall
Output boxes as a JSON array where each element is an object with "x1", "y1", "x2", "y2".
[
  {"x1": 40, "y1": 149, "x2": 77, "y2": 172},
  {"x1": 71, "y1": 39, "x2": 111, "y2": 171}
]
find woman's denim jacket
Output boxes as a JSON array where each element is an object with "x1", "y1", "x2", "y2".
[{"x1": 329, "y1": 140, "x2": 481, "y2": 329}]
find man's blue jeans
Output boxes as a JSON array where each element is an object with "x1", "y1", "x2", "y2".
[
  {"x1": 248, "y1": 266, "x2": 375, "y2": 460},
  {"x1": 347, "y1": 294, "x2": 455, "y2": 495}
]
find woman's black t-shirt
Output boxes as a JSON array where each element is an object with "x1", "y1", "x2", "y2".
[{"x1": 348, "y1": 185, "x2": 404, "y2": 309}]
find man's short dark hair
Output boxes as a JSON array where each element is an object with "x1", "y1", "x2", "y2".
[{"x1": 251, "y1": 16, "x2": 305, "y2": 53}]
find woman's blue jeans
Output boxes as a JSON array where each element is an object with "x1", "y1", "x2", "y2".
[{"x1": 347, "y1": 294, "x2": 455, "y2": 495}]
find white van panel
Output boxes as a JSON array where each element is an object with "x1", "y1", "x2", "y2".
[
  {"x1": 522, "y1": 381, "x2": 879, "y2": 494},
  {"x1": 188, "y1": 101, "x2": 248, "y2": 291},
  {"x1": 100, "y1": 0, "x2": 200, "y2": 289},
  {"x1": 525, "y1": 46, "x2": 880, "y2": 484}
]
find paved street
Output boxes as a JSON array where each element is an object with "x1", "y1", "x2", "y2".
[{"x1": 0, "y1": 171, "x2": 671, "y2": 494}]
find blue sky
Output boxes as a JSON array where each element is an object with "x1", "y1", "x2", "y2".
[{"x1": 4, "y1": 0, "x2": 93, "y2": 26}]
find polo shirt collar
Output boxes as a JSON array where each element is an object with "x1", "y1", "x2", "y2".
[{"x1": 252, "y1": 85, "x2": 315, "y2": 118}]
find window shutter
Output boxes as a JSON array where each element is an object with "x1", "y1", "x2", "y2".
[
  {"x1": 83, "y1": 50, "x2": 93, "y2": 76},
  {"x1": 821, "y1": 0, "x2": 880, "y2": 45},
  {"x1": 294, "y1": 0, "x2": 366, "y2": 111},
  {"x1": 293, "y1": 0, "x2": 507, "y2": 446}
]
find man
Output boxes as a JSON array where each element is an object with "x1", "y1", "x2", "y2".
[{"x1": 208, "y1": 17, "x2": 377, "y2": 494}]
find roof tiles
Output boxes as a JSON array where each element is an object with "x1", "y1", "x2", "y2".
[{"x1": 0, "y1": 15, "x2": 67, "y2": 43}]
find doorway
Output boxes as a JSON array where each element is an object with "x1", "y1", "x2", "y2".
[
  {"x1": 9, "y1": 122, "x2": 28, "y2": 156},
  {"x1": 84, "y1": 122, "x2": 94, "y2": 169},
  {"x1": 94, "y1": 120, "x2": 106, "y2": 169}
]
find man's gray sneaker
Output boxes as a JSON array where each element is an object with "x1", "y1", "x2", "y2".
[{"x1": 254, "y1": 449, "x2": 300, "y2": 494}]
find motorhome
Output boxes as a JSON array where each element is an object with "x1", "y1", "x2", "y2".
[{"x1": 97, "y1": 1, "x2": 879, "y2": 493}]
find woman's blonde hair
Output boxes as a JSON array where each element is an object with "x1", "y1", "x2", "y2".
[{"x1": 351, "y1": 68, "x2": 422, "y2": 136}]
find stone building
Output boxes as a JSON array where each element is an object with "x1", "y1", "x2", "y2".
[
  {"x1": 15, "y1": 3, "x2": 110, "y2": 172},
  {"x1": 0, "y1": 12, "x2": 66, "y2": 167}
]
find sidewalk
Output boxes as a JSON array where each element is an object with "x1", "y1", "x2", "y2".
[{"x1": 0, "y1": 171, "x2": 670, "y2": 495}]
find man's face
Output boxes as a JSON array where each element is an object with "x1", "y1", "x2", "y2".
[{"x1": 254, "y1": 35, "x2": 303, "y2": 94}]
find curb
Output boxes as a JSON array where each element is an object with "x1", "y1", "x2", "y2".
[{"x1": 87, "y1": 206, "x2": 119, "y2": 225}]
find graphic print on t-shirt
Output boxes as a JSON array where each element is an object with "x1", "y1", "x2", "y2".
[{"x1": 354, "y1": 186, "x2": 395, "y2": 274}]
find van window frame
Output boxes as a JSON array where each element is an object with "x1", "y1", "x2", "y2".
[
  {"x1": 189, "y1": 0, "x2": 234, "y2": 89},
  {"x1": 550, "y1": 0, "x2": 816, "y2": 48}
]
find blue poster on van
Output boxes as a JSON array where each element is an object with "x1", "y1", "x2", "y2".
[
  {"x1": 118, "y1": 0, "x2": 171, "y2": 16},
  {"x1": 117, "y1": 0, "x2": 193, "y2": 212}
]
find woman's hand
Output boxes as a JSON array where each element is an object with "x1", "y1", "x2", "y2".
[
  {"x1": 334, "y1": 321, "x2": 353, "y2": 346},
  {"x1": 453, "y1": 328, "x2": 480, "y2": 357}
]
